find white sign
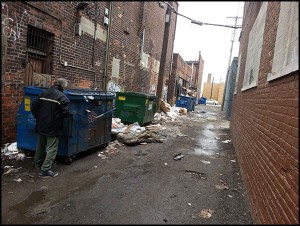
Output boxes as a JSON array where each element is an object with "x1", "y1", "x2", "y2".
[{"x1": 107, "y1": 80, "x2": 121, "y2": 92}]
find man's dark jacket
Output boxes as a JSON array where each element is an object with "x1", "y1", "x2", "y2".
[{"x1": 31, "y1": 85, "x2": 69, "y2": 136}]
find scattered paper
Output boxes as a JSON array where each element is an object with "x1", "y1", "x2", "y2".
[
  {"x1": 199, "y1": 209, "x2": 215, "y2": 218},
  {"x1": 200, "y1": 160, "x2": 211, "y2": 164},
  {"x1": 222, "y1": 140, "x2": 231, "y2": 143}
]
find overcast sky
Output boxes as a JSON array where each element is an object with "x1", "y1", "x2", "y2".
[{"x1": 173, "y1": 1, "x2": 244, "y2": 85}]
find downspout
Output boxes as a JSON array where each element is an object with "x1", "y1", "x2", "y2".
[
  {"x1": 167, "y1": 2, "x2": 178, "y2": 104},
  {"x1": 140, "y1": 29, "x2": 145, "y2": 61},
  {"x1": 103, "y1": 2, "x2": 112, "y2": 92},
  {"x1": 139, "y1": 1, "x2": 145, "y2": 61},
  {"x1": 92, "y1": 2, "x2": 99, "y2": 89}
]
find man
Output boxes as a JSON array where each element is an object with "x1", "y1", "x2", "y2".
[{"x1": 31, "y1": 78, "x2": 69, "y2": 178}]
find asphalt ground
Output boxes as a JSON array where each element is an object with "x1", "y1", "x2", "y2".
[{"x1": 1, "y1": 104, "x2": 253, "y2": 224}]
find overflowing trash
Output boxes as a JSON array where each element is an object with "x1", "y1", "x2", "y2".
[{"x1": 111, "y1": 105, "x2": 190, "y2": 145}]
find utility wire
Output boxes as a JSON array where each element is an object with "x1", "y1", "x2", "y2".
[{"x1": 161, "y1": 1, "x2": 242, "y2": 29}]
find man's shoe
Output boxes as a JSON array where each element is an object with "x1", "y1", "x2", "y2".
[{"x1": 39, "y1": 170, "x2": 58, "y2": 178}]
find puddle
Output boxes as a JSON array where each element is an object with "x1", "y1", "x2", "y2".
[
  {"x1": 11, "y1": 189, "x2": 47, "y2": 214},
  {"x1": 193, "y1": 148, "x2": 215, "y2": 156},
  {"x1": 5, "y1": 189, "x2": 47, "y2": 224}
]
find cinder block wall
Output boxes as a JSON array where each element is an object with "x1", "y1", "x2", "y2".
[{"x1": 231, "y1": 2, "x2": 299, "y2": 224}]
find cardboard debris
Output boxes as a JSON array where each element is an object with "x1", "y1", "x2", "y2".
[
  {"x1": 160, "y1": 100, "x2": 171, "y2": 113},
  {"x1": 199, "y1": 209, "x2": 215, "y2": 218},
  {"x1": 179, "y1": 107, "x2": 187, "y2": 115}
]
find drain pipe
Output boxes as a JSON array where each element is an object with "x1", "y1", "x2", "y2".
[{"x1": 103, "y1": 2, "x2": 112, "y2": 92}]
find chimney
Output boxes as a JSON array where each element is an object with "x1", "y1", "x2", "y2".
[{"x1": 207, "y1": 73, "x2": 212, "y2": 83}]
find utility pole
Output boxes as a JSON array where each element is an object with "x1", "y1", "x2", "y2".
[
  {"x1": 156, "y1": 5, "x2": 172, "y2": 112},
  {"x1": 221, "y1": 15, "x2": 242, "y2": 110},
  {"x1": 210, "y1": 76, "x2": 214, "y2": 99}
]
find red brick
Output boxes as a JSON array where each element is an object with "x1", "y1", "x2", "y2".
[{"x1": 231, "y1": 2, "x2": 299, "y2": 224}]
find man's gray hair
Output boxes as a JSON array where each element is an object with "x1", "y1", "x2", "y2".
[{"x1": 54, "y1": 78, "x2": 68, "y2": 88}]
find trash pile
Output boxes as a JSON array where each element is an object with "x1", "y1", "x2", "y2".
[
  {"x1": 1, "y1": 142, "x2": 25, "y2": 161},
  {"x1": 111, "y1": 105, "x2": 189, "y2": 145}
]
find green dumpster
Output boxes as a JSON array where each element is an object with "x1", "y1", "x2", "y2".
[{"x1": 114, "y1": 92, "x2": 157, "y2": 125}]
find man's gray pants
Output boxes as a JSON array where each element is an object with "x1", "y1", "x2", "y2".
[{"x1": 34, "y1": 134, "x2": 59, "y2": 171}]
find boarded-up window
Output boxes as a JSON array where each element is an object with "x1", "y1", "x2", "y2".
[
  {"x1": 268, "y1": 2, "x2": 299, "y2": 81},
  {"x1": 242, "y1": 2, "x2": 268, "y2": 91},
  {"x1": 112, "y1": 57, "x2": 120, "y2": 78},
  {"x1": 26, "y1": 25, "x2": 54, "y2": 86},
  {"x1": 140, "y1": 52, "x2": 149, "y2": 69}
]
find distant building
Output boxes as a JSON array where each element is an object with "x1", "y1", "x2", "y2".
[
  {"x1": 168, "y1": 52, "x2": 204, "y2": 105},
  {"x1": 223, "y1": 57, "x2": 238, "y2": 119},
  {"x1": 168, "y1": 53, "x2": 192, "y2": 105},
  {"x1": 231, "y1": 2, "x2": 298, "y2": 224},
  {"x1": 186, "y1": 51, "x2": 204, "y2": 99},
  {"x1": 202, "y1": 73, "x2": 225, "y2": 104}
]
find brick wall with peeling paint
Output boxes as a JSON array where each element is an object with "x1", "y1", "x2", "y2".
[{"x1": 231, "y1": 2, "x2": 299, "y2": 224}]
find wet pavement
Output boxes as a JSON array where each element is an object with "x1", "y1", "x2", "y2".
[{"x1": 1, "y1": 104, "x2": 253, "y2": 224}]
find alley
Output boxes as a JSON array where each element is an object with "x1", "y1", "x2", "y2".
[{"x1": 1, "y1": 104, "x2": 253, "y2": 224}]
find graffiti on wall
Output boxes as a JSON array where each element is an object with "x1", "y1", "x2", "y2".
[{"x1": 1, "y1": 3, "x2": 30, "y2": 44}]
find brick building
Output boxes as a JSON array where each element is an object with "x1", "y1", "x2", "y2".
[
  {"x1": 168, "y1": 53, "x2": 191, "y2": 105},
  {"x1": 1, "y1": 1, "x2": 178, "y2": 145},
  {"x1": 168, "y1": 52, "x2": 204, "y2": 105},
  {"x1": 186, "y1": 51, "x2": 204, "y2": 100},
  {"x1": 231, "y1": 2, "x2": 298, "y2": 224}
]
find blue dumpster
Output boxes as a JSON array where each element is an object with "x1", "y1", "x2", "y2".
[
  {"x1": 175, "y1": 95, "x2": 194, "y2": 111},
  {"x1": 17, "y1": 86, "x2": 115, "y2": 160},
  {"x1": 198, "y1": 97, "x2": 207, "y2": 105}
]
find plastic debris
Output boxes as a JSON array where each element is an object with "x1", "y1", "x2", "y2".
[
  {"x1": 215, "y1": 180, "x2": 229, "y2": 190},
  {"x1": 3, "y1": 167, "x2": 22, "y2": 175},
  {"x1": 12, "y1": 178, "x2": 22, "y2": 182},
  {"x1": 230, "y1": 160, "x2": 236, "y2": 163},
  {"x1": 7, "y1": 142, "x2": 18, "y2": 152},
  {"x1": 200, "y1": 160, "x2": 211, "y2": 164},
  {"x1": 222, "y1": 140, "x2": 231, "y2": 143},
  {"x1": 98, "y1": 153, "x2": 108, "y2": 159},
  {"x1": 173, "y1": 153, "x2": 184, "y2": 161},
  {"x1": 164, "y1": 163, "x2": 168, "y2": 166},
  {"x1": 199, "y1": 209, "x2": 215, "y2": 218}
]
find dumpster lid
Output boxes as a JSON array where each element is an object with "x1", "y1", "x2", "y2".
[
  {"x1": 24, "y1": 86, "x2": 48, "y2": 93},
  {"x1": 23, "y1": 86, "x2": 115, "y2": 97},
  {"x1": 116, "y1": 91, "x2": 156, "y2": 98},
  {"x1": 64, "y1": 88, "x2": 115, "y2": 97}
]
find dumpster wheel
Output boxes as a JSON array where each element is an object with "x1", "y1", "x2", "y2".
[{"x1": 64, "y1": 156, "x2": 73, "y2": 165}]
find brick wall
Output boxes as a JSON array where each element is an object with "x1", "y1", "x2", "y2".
[
  {"x1": 231, "y1": 2, "x2": 299, "y2": 224},
  {"x1": 169, "y1": 53, "x2": 192, "y2": 104},
  {"x1": 1, "y1": 1, "x2": 178, "y2": 145},
  {"x1": 182, "y1": 53, "x2": 205, "y2": 100}
]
